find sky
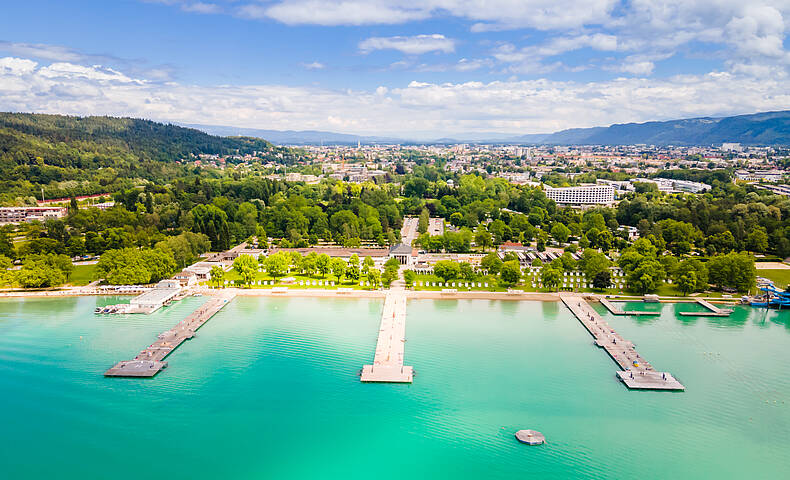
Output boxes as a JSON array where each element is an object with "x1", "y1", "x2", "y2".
[{"x1": 1, "y1": 0, "x2": 790, "y2": 138}]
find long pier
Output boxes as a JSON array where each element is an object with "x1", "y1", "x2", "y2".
[
  {"x1": 361, "y1": 286, "x2": 413, "y2": 383},
  {"x1": 678, "y1": 299, "x2": 734, "y2": 317},
  {"x1": 105, "y1": 290, "x2": 236, "y2": 377},
  {"x1": 599, "y1": 297, "x2": 661, "y2": 316},
  {"x1": 561, "y1": 294, "x2": 684, "y2": 390}
]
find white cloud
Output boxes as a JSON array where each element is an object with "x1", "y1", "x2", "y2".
[
  {"x1": 255, "y1": 1, "x2": 429, "y2": 25},
  {"x1": 3, "y1": 55, "x2": 790, "y2": 138},
  {"x1": 146, "y1": 1, "x2": 790, "y2": 79},
  {"x1": 359, "y1": 34, "x2": 455, "y2": 55},
  {"x1": 301, "y1": 61, "x2": 326, "y2": 70},
  {"x1": 0, "y1": 57, "x2": 38, "y2": 75},
  {"x1": 181, "y1": 2, "x2": 221, "y2": 14}
]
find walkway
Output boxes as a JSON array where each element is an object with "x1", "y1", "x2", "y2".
[
  {"x1": 678, "y1": 299, "x2": 734, "y2": 317},
  {"x1": 561, "y1": 294, "x2": 684, "y2": 390},
  {"x1": 599, "y1": 297, "x2": 661, "y2": 316},
  {"x1": 361, "y1": 282, "x2": 413, "y2": 383},
  {"x1": 105, "y1": 290, "x2": 237, "y2": 377}
]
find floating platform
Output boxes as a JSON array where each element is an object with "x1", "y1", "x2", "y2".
[
  {"x1": 616, "y1": 370, "x2": 684, "y2": 390},
  {"x1": 599, "y1": 297, "x2": 660, "y2": 316},
  {"x1": 361, "y1": 286, "x2": 413, "y2": 383},
  {"x1": 515, "y1": 430, "x2": 545, "y2": 445},
  {"x1": 561, "y1": 295, "x2": 684, "y2": 391},
  {"x1": 105, "y1": 290, "x2": 236, "y2": 377},
  {"x1": 678, "y1": 299, "x2": 734, "y2": 317}
]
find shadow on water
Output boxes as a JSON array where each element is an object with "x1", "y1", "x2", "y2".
[{"x1": 540, "y1": 301, "x2": 560, "y2": 318}]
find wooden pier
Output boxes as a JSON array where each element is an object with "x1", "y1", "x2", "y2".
[
  {"x1": 678, "y1": 299, "x2": 734, "y2": 317},
  {"x1": 599, "y1": 297, "x2": 661, "y2": 316},
  {"x1": 561, "y1": 295, "x2": 684, "y2": 391},
  {"x1": 361, "y1": 285, "x2": 413, "y2": 383},
  {"x1": 105, "y1": 290, "x2": 237, "y2": 377}
]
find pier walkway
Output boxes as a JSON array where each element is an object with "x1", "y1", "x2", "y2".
[
  {"x1": 678, "y1": 299, "x2": 734, "y2": 317},
  {"x1": 105, "y1": 290, "x2": 236, "y2": 377},
  {"x1": 599, "y1": 297, "x2": 661, "y2": 316},
  {"x1": 561, "y1": 294, "x2": 684, "y2": 390},
  {"x1": 361, "y1": 283, "x2": 413, "y2": 383}
]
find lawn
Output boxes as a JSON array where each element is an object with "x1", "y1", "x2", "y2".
[
  {"x1": 67, "y1": 264, "x2": 96, "y2": 286},
  {"x1": 757, "y1": 269, "x2": 790, "y2": 289},
  {"x1": 219, "y1": 269, "x2": 372, "y2": 290},
  {"x1": 409, "y1": 272, "x2": 505, "y2": 291}
]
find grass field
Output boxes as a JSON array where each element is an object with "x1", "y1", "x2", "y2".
[
  {"x1": 67, "y1": 264, "x2": 96, "y2": 286},
  {"x1": 758, "y1": 269, "x2": 790, "y2": 289},
  {"x1": 221, "y1": 270, "x2": 371, "y2": 290}
]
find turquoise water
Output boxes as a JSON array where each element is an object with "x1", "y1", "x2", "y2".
[{"x1": 0, "y1": 296, "x2": 788, "y2": 479}]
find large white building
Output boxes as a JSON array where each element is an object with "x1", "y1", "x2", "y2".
[
  {"x1": 544, "y1": 185, "x2": 615, "y2": 206},
  {"x1": 0, "y1": 206, "x2": 67, "y2": 224}
]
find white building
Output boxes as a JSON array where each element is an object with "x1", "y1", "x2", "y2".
[
  {"x1": 544, "y1": 185, "x2": 615, "y2": 206},
  {"x1": 722, "y1": 143, "x2": 743, "y2": 152},
  {"x1": 0, "y1": 206, "x2": 67, "y2": 224}
]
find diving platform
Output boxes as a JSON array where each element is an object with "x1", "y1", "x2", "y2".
[
  {"x1": 599, "y1": 297, "x2": 661, "y2": 316},
  {"x1": 678, "y1": 299, "x2": 734, "y2": 317},
  {"x1": 105, "y1": 290, "x2": 236, "y2": 377},
  {"x1": 561, "y1": 295, "x2": 684, "y2": 391},
  {"x1": 361, "y1": 285, "x2": 413, "y2": 383}
]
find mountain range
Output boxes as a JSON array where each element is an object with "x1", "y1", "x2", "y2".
[{"x1": 187, "y1": 110, "x2": 790, "y2": 146}]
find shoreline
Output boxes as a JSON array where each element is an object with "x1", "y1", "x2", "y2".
[{"x1": 0, "y1": 286, "x2": 740, "y2": 304}]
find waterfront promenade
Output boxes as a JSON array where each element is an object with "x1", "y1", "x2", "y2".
[
  {"x1": 361, "y1": 283, "x2": 413, "y2": 383},
  {"x1": 679, "y1": 299, "x2": 734, "y2": 317},
  {"x1": 599, "y1": 297, "x2": 661, "y2": 316},
  {"x1": 105, "y1": 290, "x2": 236, "y2": 377},
  {"x1": 561, "y1": 294, "x2": 684, "y2": 390}
]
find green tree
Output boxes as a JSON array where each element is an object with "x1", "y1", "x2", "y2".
[
  {"x1": 626, "y1": 260, "x2": 665, "y2": 294},
  {"x1": 347, "y1": 254, "x2": 361, "y2": 281},
  {"x1": 475, "y1": 224, "x2": 493, "y2": 251},
  {"x1": 677, "y1": 272, "x2": 697, "y2": 296},
  {"x1": 500, "y1": 260, "x2": 521, "y2": 285},
  {"x1": 459, "y1": 262, "x2": 476, "y2": 281},
  {"x1": 233, "y1": 254, "x2": 258, "y2": 287},
  {"x1": 367, "y1": 268, "x2": 381, "y2": 288},
  {"x1": 316, "y1": 253, "x2": 330, "y2": 278},
  {"x1": 540, "y1": 267, "x2": 562, "y2": 291},
  {"x1": 264, "y1": 252, "x2": 289, "y2": 281},
  {"x1": 550, "y1": 223, "x2": 571, "y2": 244},
  {"x1": 592, "y1": 270, "x2": 611, "y2": 290},
  {"x1": 403, "y1": 269, "x2": 416, "y2": 286},
  {"x1": 362, "y1": 256, "x2": 375, "y2": 275},
  {"x1": 433, "y1": 260, "x2": 460, "y2": 282},
  {"x1": 708, "y1": 252, "x2": 756, "y2": 292},
  {"x1": 579, "y1": 249, "x2": 611, "y2": 279},
  {"x1": 330, "y1": 257, "x2": 346, "y2": 283},
  {"x1": 209, "y1": 265, "x2": 225, "y2": 288},
  {"x1": 674, "y1": 258, "x2": 708, "y2": 293},
  {"x1": 746, "y1": 227, "x2": 769, "y2": 253},
  {"x1": 418, "y1": 209, "x2": 430, "y2": 234},
  {"x1": 382, "y1": 267, "x2": 398, "y2": 287},
  {"x1": 480, "y1": 252, "x2": 502, "y2": 274}
]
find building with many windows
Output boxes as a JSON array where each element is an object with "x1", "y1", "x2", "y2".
[
  {"x1": 0, "y1": 206, "x2": 67, "y2": 224},
  {"x1": 544, "y1": 185, "x2": 615, "y2": 206}
]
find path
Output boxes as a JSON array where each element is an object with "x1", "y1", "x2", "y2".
[
  {"x1": 561, "y1": 294, "x2": 684, "y2": 390},
  {"x1": 361, "y1": 281, "x2": 413, "y2": 382},
  {"x1": 105, "y1": 290, "x2": 237, "y2": 377}
]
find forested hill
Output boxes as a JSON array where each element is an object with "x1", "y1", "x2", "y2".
[
  {"x1": 0, "y1": 112, "x2": 273, "y2": 161},
  {"x1": 527, "y1": 110, "x2": 790, "y2": 146},
  {"x1": 0, "y1": 112, "x2": 287, "y2": 203}
]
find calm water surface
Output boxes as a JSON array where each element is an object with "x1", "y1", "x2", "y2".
[{"x1": 0, "y1": 296, "x2": 788, "y2": 479}]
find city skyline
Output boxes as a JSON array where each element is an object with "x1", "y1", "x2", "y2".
[{"x1": 1, "y1": 1, "x2": 790, "y2": 137}]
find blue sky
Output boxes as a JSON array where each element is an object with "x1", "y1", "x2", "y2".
[{"x1": 1, "y1": 0, "x2": 789, "y2": 138}]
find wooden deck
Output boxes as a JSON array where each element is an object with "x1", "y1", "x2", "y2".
[
  {"x1": 678, "y1": 299, "x2": 734, "y2": 317},
  {"x1": 561, "y1": 294, "x2": 684, "y2": 391},
  {"x1": 105, "y1": 290, "x2": 236, "y2": 377},
  {"x1": 361, "y1": 285, "x2": 413, "y2": 383},
  {"x1": 599, "y1": 297, "x2": 661, "y2": 316}
]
